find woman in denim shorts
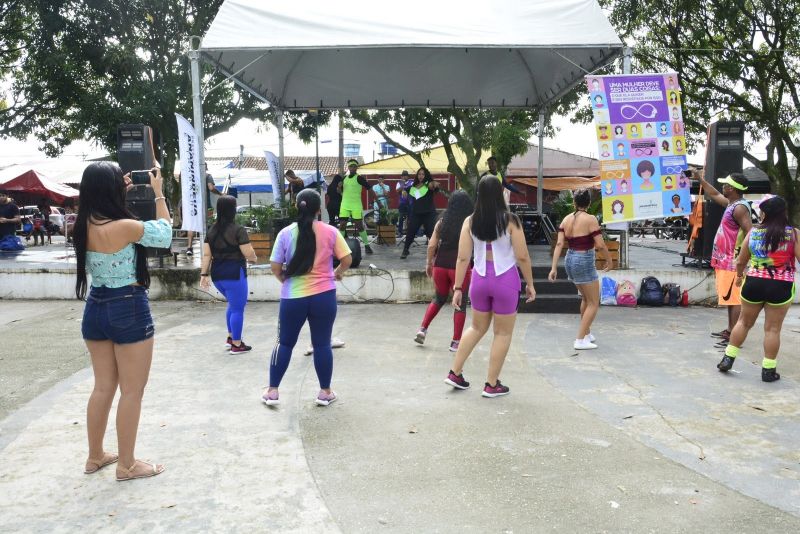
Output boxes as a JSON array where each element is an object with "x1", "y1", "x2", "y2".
[
  {"x1": 75, "y1": 162, "x2": 172, "y2": 481},
  {"x1": 549, "y1": 189, "x2": 612, "y2": 350}
]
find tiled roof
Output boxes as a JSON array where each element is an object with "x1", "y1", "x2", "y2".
[{"x1": 206, "y1": 155, "x2": 360, "y2": 177}]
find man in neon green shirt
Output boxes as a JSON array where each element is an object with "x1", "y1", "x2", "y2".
[
  {"x1": 480, "y1": 156, "x2": 522, "y2": 204},
  {"x1": 337, "y1": 159, "x2": 373, "y2": 254}
]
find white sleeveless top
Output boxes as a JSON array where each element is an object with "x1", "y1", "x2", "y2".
[{"x1": 472, "y1": 228, "x2": 516, "y2": 276}]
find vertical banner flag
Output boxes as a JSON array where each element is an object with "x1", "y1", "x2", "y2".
[
  {"x1": 264, "y1": 150, "x2": 281, "y2": 206},
  {"x1": 176, "y1": 114, "x2": 204, "y2": 232},
  {"x1": 586, "y1": 73, "x2": 691, "y2": 223}
]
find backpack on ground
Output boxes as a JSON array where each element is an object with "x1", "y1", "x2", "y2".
[
  {"x1": 662, "y1": 283, "x2": 681, "y2": 307},
  {"x1": 0, "y1": 234, "x2": 25, "y2": 251},
  {"x1": 601, "y1": 276, "x2": 618, "y2": 306},
  {"x1": 638, "y1": 276, "x2": 663, "y2": 306},
  {"x1": 616, "y1": 279, "x2": 637, "y2": 307}
]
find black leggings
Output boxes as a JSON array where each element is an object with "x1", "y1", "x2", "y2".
[
  {"x1": 327, "y1": 203, "x2": 340, "y2": 227},
  {"x1": 403, "y1": 211, "x2": 437, "y2": 252}
]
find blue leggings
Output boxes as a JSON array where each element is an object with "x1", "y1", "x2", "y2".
[
  {"x1": 213, "y1": 270, "x2": 248, "y2": 340},
  {"x1": 270, "y1": 290, "x2": 337, "y2": 389}
]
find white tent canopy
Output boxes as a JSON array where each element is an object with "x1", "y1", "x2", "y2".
[{"x1": 200, "y1": 0, "x2": 623, "y2": 110}]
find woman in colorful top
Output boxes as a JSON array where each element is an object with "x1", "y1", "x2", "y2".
[
  {"x1": 415, "y1": 191, "x2": 474, "y2": 352},
  {"x1": 199, "y1": 195, "x2": 258, "y2": 354},
  {"x1": 444, "y1": 177, "x2": 535, "y2": 398},
  {"x1": 717, "y1": 196, "x2": 799, "y2": 381},
  {"x1": 400, "y1": 167, "x2": 440, "y2": 259},
  {"x1": 74, "y1": 162, "x2": 172, "y2": 481},
  {"x1": 548, "y1": 189, "x2": 612, "y2": 350},
  {"x1": 265, "y1": 189, "x2": 352, "y2": 406}
]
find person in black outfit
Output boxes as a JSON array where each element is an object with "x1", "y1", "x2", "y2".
[
  {"x1": 199, "y1": 195, "x2": 258, "y2": 354},
  {"x1": 0, "y1": 192, "x2": 21, "y2": 239},
  {"x1": 285, "y1": 169, "x2": 307, "y2": 203},
  {"x1": 327, "y1": 173, "x2": 343, "y2": 226},
  {"x1": 401, "y1": 167, "x2": 440, "y2": 259}
]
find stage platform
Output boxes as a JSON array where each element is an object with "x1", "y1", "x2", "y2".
[{"x1": 1, "y1": 234, "x2": 797, "y2": 305}]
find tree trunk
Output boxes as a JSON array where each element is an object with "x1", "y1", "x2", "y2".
[
  {"x1": 772, "y1": 169, "x2": 800, "y2": 227},
  {"x1": 162, "y1": 146, "x2": 179, "y2": 216}
]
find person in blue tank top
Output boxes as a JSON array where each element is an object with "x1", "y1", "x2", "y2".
[{"x1": 74, "y1": 162, "x2": 172, "y2": 482}]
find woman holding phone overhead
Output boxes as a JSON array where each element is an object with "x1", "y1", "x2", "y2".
[{"x1": 75, "y1": 162, "x2": 172, "y2": 481}]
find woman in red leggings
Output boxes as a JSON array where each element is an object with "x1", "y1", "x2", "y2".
[{"x1": 415, "y1": 191, "x2": 474, "y2": 352}]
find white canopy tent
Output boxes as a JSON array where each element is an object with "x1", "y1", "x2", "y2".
[
  {"x1": 201, "y1": 0, "x2": 622, "y2": 109},
  {"x1": 194, "y1": 0, "x2": 624, "y2": 214}
]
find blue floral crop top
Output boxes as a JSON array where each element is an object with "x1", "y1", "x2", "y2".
[{"x1": 86, "y1": 219, "x2": 172, "y2": 288}]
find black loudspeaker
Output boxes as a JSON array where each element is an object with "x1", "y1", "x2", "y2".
[
  {"x1": 696, "y1": 121, "x2": 745, "y2": 260},
  {"x1": 126, "y1": 185, "x2": 171, "y2": 258},
  {"x1": 117, "y1": 124, "x2": 157, "y2": 174},
  {"x1": 332, "y1": 237, "x2": 362, "y2": 268},
  {"x1": 126, "y1": 184, "x2": 155, "y2": 219},
  {"x1": 346, "y1": 237, "x2": 362, "y2": 268}
]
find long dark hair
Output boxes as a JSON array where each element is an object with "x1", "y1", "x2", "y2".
[
  {"x1": 757, "y1": 196, "x2": 790, "y2": 253},
  {"x1": 285, "y1": 189, "x2": 321, "y2": 278},
  {"x1": 471, "y1": 176, "x2": 518, "y2": 241},
  {"x1": 414, "y1": 167, "x2": 431, "y2": 186},
  {"x1": 439, "y1": 190, "x2": 473, "y2": 245},
  {"x1": 207, "y1": 195, "x2": 237, "y2": 244},
  {"x1": 573, "y1": 188, "x2": 591, "y2": 209},
  {"x1": 74, "y1": 162, "x2": 148, "y2": 299}
]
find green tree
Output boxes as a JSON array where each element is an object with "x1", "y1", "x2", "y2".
[
  {"x1": 0, "y1": 0, "x2": 41, "y2": 136},
  {"x1": 346, "y1": 109, "x2": 540, "y2": 194},
  {"x1": 596, "y1": 0, "x2": 800, "y2": 223},
  {"x1": 3, "y1": 0, "x2": 270, "y2": 201}
]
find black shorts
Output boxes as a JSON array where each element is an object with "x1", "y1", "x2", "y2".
[{"x1": 740, "y1": 277, "x2": 796, "y2": 306}]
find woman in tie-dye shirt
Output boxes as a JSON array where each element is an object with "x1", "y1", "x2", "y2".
[
  {"x1": 264, "y1": 190, "x2": 352, "y2": 407},
  {"x1": 717, "y1": 196, "x2": 800, "y2": 382}
]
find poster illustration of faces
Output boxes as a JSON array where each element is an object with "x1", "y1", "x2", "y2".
[{"x1": 587, "y1": 73, "x2": 691, "y2": 223}]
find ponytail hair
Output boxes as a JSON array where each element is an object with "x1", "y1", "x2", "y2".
[{"x1": 285, "y1": 189, "x2": 321, "y2": 278}]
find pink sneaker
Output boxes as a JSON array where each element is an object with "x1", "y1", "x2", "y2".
[
  {"x1": 482, "y1": 380, "x2": 510, "y2": 398},
  {"x1": 315, "y1": 391, "x2": 337, "y2": 406},
  {"x1": 262, "y1": 389, "x2": 279, "y2": 406},
  {"x1": 444, "y1": 370, "x2": 470, "y2": 390}
]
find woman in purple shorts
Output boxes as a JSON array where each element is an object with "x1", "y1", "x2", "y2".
[{"x1": 445, "y1": 177, "x2": 536, "y2": 398}]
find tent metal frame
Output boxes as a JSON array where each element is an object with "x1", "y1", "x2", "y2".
[{"x1": 187, "y1": 37, "x2": 627, "y2": 240}]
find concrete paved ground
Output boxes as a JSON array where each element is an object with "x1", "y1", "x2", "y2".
[{"x1": 1, "y1": 300, "x2": 799, "y2": 532}]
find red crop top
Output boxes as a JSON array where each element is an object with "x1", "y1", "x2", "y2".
[{"x1": 558, "y1": 227, "x2": 601, "y2": 251}]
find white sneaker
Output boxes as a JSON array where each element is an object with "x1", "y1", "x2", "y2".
[
  {"x1": 574, "y1": 338, "x2": 598, "y2": 350},
  {"x1": 305, "y1": 338, "x2": 347, "y2": 355},
  {"x1": 414, "y1": 329, "x2": 427, "y2": 344},
  {"x1": 588, "y1": 333, "x2": 596, "y2": 343}
]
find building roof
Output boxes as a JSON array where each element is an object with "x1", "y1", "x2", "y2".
[
  {"x1": 206, "y1": 155, "x2": 356, "y2": 177},
  {"x1": 359, "y1": 144, "x2": 600, "y2": 178}
]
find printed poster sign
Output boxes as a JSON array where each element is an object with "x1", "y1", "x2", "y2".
[
  {"x1": 264, "y1": 150, "x2": 282, "y2": 206},
  {"x1": 586, "y1": 73, "x2": 691, "y2": 223}
]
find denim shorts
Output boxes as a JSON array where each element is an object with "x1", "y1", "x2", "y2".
[
  {"x1": 82, "y1": 285, "x2": 155, "y2": 344},
  {"x1": 565, "y1": 249, "x2": 599, "y2": 285}
]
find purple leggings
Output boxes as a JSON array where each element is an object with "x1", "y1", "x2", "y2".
[{"x1": 469, "y1": 261, "x2": 521, "y2": 314}]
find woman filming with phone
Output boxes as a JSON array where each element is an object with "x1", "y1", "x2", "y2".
[{"x1": 75, "y1": 163, "x2": 172, "y2": 481}]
